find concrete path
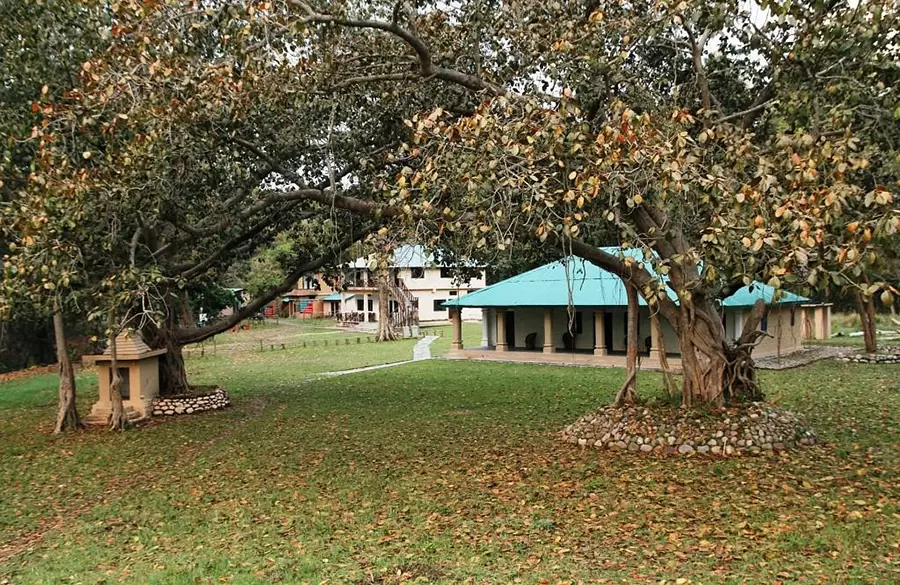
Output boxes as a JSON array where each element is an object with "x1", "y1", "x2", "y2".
[
  {"x1": 320, "y1": 335, "x2": 439, "y2": 378},
  {"x1": 755, "y1": 345, "x2": 855, "y2": 370},
  {"x1": 412, "y1": 335, "x2": 439, "y2": 360}
]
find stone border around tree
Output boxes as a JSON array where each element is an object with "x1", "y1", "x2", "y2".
[
  {"x1": 561, "y1": 402, "x2": 817, "y2": 456},
  {"x1": 151, "y1": 387, "x2": 230, "y2": 417},
  {"x1": 837, "y1": 345, "x2": 900, "y2": 365}
]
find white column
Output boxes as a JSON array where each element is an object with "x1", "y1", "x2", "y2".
[
  {"x1": 496, "y1": 310, "x2": 508, "y2": 352},
  {"x1": 364, "y1": 293, "x2": 370, "y2": 322},
  {"x1": 481, "y1": 309, "x2": 490, "y2": 347},
  {"x1": 593, "y1": 311, "x2": 607, "y2": 356},
  {"x1": 733, "y1": 310, "x2": 744, "y2": 339},
  {"x1": 543, "y1": 309, "x2": 555, "y2": 353}
]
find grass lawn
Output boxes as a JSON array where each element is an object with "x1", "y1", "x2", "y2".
[{"x1": 0, "y1": 339, "x2": 897, "y2": 583}]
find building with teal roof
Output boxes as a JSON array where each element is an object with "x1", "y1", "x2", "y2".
[{"x1": 442, "y1": 251, "x2": 816, "y2": 368}]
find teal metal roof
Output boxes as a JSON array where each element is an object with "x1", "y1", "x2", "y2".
[
  {"x1": 322, "y1": 293, "x2": 343, "y2": 301},
  {"x1": 444, "y1": 250, "x2": 808, "y2": 309},
  {"x1": 720, "y1": 284, "x2": 807, "y2": 307}
]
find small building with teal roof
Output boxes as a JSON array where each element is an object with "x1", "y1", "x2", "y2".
[{"x1": 442, "y1": 250, "x2": 815, "y2": 368}]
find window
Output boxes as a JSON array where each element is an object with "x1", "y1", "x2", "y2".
[
  {"x1": 302, "y1": 275, "x2": 319, "y2": 290},
  {"x1": 760, "y1": 315, "x2": 768, "y2": 332},
  {"x1": 410, "y1": 267, "x2": 425, "y2": 279},
  {"x1": 449, "y1": 290, "x2": 458, "y2": 296},
  {"x1": 433, "y1": 299, "x2": 447, "y2": 312},
  {"x1": 440, "y1": 267, "x2": 453, "y2": 279},
  {"x1": 367, "y1": 299, "x2": 374, "y2": 312},
  {"x1": 356, "y1": 298, "x2": 364, "y2": 311}
]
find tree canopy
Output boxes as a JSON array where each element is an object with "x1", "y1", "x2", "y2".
[{"x1": 2, "y1": 0, "x2": 898, "y2": 417}]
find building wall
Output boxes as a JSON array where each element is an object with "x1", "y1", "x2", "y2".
[
  {"x1": 753, "y1": 306, "x2": 804, "y2": 357},
  {"x1": 327, "y1": 267, "x2": 485, "y2": 322},
  {"x1": 801, "y1": 305, "x2": 832, "y2": 340},
  {"x1": 401, "y1": 267, "x2": 486, "y2": 322}
]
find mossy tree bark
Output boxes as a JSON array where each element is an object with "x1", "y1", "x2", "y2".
[
  {"x1": 374, "y1": 252, "x2": 398, "y2": 342},
  {"x1": 52, "y1": 297, "x2": 81, "y2": 434},
  {"x1": 106, "y1": 311, "x2": 129, "y2": 431}
]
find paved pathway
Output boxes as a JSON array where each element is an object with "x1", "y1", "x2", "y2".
[
  {"x1": 755, "y1": 345, "x2": 855, "y2": 370},
  {"x1": 412, "y1": 335, "x2": 439, "y2": 360},
  {"x1": 320, "y1": 335, "x2": 439, "y2": 378}
]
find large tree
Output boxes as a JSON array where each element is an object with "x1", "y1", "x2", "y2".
[
  {"x1": 2, "y1": 1, "x2": 403, "y2": 404},
  {"x1": 5, "y1": 0, "x2": 897, "y2": 416},
  {"x1": 276, "y1": 0, "x2": 898, "y2": 407}
]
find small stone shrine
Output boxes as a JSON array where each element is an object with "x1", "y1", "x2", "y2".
[{"x1": 83, "y1": 333, "x2": 166, "y2": 425}]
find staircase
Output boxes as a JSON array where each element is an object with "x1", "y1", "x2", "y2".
[{"x1": 389, "y1": 276, "x2": 419, "y2": 329}]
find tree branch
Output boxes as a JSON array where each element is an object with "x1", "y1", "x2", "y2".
[
  {"x1": 175, "y1": 222, "x2": 379, "y2": 345},
  {"x1": 738, "y1": 83, "x2": 775, "y2": 130},
  {"x1": 177, "y1": 209, "x2": 315, "y2": 281},
  {"x1": 291, "y1": 1, "x2": 507, "y2": 96},
  {"x1": 560, "y1": 236, "x2": 681, "y2": 328},
  {"x1": 331, "y1": 72, "x2": 419, "y2": 89},
  {"x1": 684, "y1": 24, "x2": 717, "y2": 112},
  {"x1": 268, "y1": 187, "x2": 404, "y2": 217}
]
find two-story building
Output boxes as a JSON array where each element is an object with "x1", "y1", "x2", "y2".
[{"x1": 281, "y1": 245, "x2": 485, "y2": 324}]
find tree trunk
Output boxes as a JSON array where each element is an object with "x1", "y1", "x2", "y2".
[
  {"x1": 178, "y1": 290, "x2": 194, "y2": 329},
  {"x1": 561, "y1": 238, "x2": 764, "y2": 408},
  {"x1": 375, "y1": 261, "x2": 397, "y2": 342},
  {"x1": 52, "y1": 299, "x2": 81, "y2": 434},
  {"x1": 856, "y1": 292, "x2": 877, "y2": 354},
  {"x1": 723, "y1": 299, "x2": 767, "y2": 404},
  {"x1": 158, "y1": 328, "x2": 190, "y2": 396},
  {"x1": 651, "y1": 312, "x2": 678, "y2": 399},
  {"x1": 143, "y1": 299, "x2": 191, "y2": 397},
  {"x1": 676, "y1": 294, "x2": 730, "y2": 409},
  {"x1": 106, "y1": 315, "x2": 128, "y2": 431},
  {"x1": 614, "y1": 282, "x2": 639, "y2": 407}
]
